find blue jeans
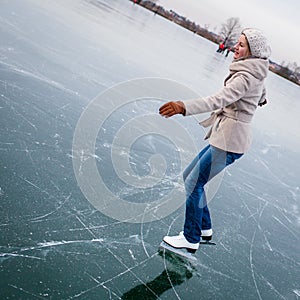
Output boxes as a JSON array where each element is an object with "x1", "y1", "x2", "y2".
[{"x1": 183, "y1": 145, "x2": 243, "y2": 243}]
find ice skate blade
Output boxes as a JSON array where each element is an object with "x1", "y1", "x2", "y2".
[
  {"x1": 159, "y1": 241, "x2": 197, "y2": 261},
  {"x1": 200, "y1": 240, "x2": 216, "y2": 245}
]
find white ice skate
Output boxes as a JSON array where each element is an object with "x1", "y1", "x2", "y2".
[
  {"x1": 201, "y1": 229, "x2": 213, "y2": 242},
  {"x1": 162, "y1": 231, "x2": 199, "y2": 253},
  {"x1": 158, "y1": 231, "x2": 198, "y2": 262}
]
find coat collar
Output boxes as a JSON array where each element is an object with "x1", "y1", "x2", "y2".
[{"x1": 229, "y1": 57, "x2": 269, "y2": 81}]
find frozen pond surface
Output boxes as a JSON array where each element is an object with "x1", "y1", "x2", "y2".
[{"x1": 1, "y1": 0, "x2": 300, "y2": 299}]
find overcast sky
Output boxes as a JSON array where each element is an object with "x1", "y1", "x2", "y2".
[{"x1": 157, "y1": 0, "x2": 299, "y2": 65}]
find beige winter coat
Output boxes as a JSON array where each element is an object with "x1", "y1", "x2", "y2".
[{"x1": 184, "y1": 57, "x2": 269, "y2": 153}]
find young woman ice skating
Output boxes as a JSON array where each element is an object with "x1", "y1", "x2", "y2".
[{"x1": 159, "y1": 28, "x2": 271, "y2": 254}]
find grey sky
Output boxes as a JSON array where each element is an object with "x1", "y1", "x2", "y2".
[{"x1": 157, "y1": 0, "x2": 300, "y2": 65}]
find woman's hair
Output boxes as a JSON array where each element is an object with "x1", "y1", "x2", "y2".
[{"x1": 242, "y1": 33, "x2": 252, "y2": 56}]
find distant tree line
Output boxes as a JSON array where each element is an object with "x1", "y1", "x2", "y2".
[
  {"x1": 131, "y1": 0, "x2": 220, "y2": 43},
  {"x1": 270, "y1": 61, "x2": 300, "y2": 85},
  {"x1": 130, "y1": 0, "x2": 300, "y2": 85}
]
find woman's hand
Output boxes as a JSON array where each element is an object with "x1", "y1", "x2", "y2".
[{"x1": 159, "y1": 101, "x2": 186, "y2": 118}]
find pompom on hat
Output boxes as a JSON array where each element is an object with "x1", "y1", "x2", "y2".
[{"x1": 242, "y1": 28, "x2": 271, "y2": 59}]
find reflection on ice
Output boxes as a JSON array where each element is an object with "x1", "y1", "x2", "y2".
[{"x1": 122, "y1": 251, "x2": 194, "y2": 300}]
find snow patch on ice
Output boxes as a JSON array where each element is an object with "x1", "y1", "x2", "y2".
[
  {"x1": 37, "y1": 239, "x2": 104, "y2": 248},
  {"x1": 293, "y1": 289, "x2": 300, "y2": 297}
]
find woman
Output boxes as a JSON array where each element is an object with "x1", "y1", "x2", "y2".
[{"x1": 159, "y1": 28, "x2": 271, "y2": 253}]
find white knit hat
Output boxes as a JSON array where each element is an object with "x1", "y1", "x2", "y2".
[{"x1": 242, "y1": 28, "x2": 271, "y2": 59}]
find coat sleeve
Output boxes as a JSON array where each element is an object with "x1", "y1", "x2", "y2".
[{"x1": 184, "y1": 73, "x2": 251, "y2": 116}]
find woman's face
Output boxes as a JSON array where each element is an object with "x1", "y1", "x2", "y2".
[{"x1": 233, "y1": 34, "x2": 251, "y2": 59}]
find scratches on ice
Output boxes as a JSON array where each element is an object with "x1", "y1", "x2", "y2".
[
  {"x1": 18, "y1": 176, "x2": 72, "y2": 222},
  {"x1": 0, "y1": 61, "x2": 81, "y2": 96},
  {"x1": 9, "y1": 284, "x2": 45, "y2": 299},
  {"x1": 272, "y1": 216, "x2": 299, "y2": 239}
]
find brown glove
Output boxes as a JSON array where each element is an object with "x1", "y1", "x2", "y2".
[{"x1": 159, "y1": 101, "x2": 186, "y2": 118}]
